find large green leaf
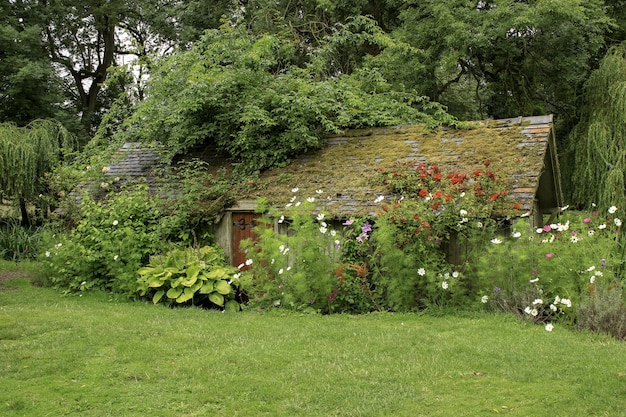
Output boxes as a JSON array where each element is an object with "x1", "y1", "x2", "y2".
[
  {"x1": 204, "y1": 268, "x2": 228, "y2": 280},
  {"x1": 181, "y1": 263, "x2": 201, "y2": 286},
  {"x1": 152, "y1": 289, "x2": 165, "y2": 304},
  {"x1": 208, "y1": 292, "x2": 224, "y2": 306},
  {"x1": 166, "y1": 287, "x2": 183, "y2": 299},
  {"x1": 224, "y1": 300, "x2": 240, "y2": 312},
  {"x1": 147, "y1": 276, "x2": 165, "y2": 288},
  {"x1": 176, "y1": 287, "x2": 195, "y2": 303},
  {"x1": 199, "y1": 281, "x2": 214, "y2": 294},
  {"x1": 214, "y1": 280, "x2": 232, "y2": 295}
]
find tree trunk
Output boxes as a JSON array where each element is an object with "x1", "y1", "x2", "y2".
[{"x1": 19, "y1": 198, "x2": 30, "y2": 228}]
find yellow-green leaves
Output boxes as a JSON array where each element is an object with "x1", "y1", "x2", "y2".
[{"x1": 136, "y1": 246, "x2": 242, "y2": 310}]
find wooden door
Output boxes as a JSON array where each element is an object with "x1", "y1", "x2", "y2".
[{"x1": 232, "y1": 212, "x2": 262, "y2": 268}]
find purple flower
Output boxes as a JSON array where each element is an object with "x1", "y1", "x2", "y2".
[
  {"x1": 601, "y1": 258, "x2": 606, "y2": 267},
  {"x1": 361, "y1": 222, "x2": 372, "y2": 233},
  {"x1": 343, "y1": 219, "x2": 354, "y2": 226},
  {"x1": 494, "y1": 287, "x2": 501, "y2": 293}
]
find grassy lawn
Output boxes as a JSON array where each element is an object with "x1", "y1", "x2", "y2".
[{"x1": 1, "y1": 264, "x2": 626, "y2": 416}]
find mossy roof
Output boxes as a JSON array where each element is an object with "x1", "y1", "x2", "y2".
[{"x1": 239, "y1": 115, "x2": 562, "y2": 218}]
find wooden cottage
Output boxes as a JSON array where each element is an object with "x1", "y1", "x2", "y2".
[{"x1": 105, "y1": 115, "x2": 564, "y2": 266}]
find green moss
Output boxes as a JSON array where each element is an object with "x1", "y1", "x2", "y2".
[{"x1": 237, "y1": 121, "x2": 549, "y2": 217}]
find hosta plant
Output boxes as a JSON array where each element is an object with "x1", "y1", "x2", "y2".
[{"x1": 136, "y1": 246, "x2": 244, "y2": 311}]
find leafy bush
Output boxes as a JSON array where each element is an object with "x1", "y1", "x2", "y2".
[
  {"x1": 241, "y1": 194, "x2": 341, "y2": 313},
  {"x1": 577, "y1": 281, "x2": 626, "y2": 341},
  {"x1": 0, "y1": 220, "x2": 44, "y2": 261},
  {"x1": 136, "y1": 246, "x2": 244, "y2": 311},
  {"x1": 474, "y1": 206, "x2": 625, "y2": 330},
  {"x1": 360, "y1": 161, "x2": 515, "y2": 311},
  {"x1": 40, "y1": 185, "x2": 180, "y2": 294}
]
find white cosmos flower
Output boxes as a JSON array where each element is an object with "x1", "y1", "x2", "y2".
[
  {"x1": 316, "y1": 189, "x2": 323, "y2": 194},
  {"x1": 529, "y1": 277, "x2": 539, "y2": 283},
  {"x1": 481, "y1": 295, "x2": 489, "y2": 304},
  {"x1": 524, "y1": 306, "x2": 532, "y2": 315},
  {"x1": 278, "y1": 268, "x2": 284, "y2": 275},
  {"x1": 374, "y1": 195, "x2": 385, "y2": 203},
  {"x1": 561, "y1": 298, "x2": 572, "y2": 308},
  {"x1": 290, "y1": 196, "x2": 297, "y2": 202},
  {"x1": 278, "y1": 215, "x2": 285, "y2": 223},
  {"x1": 291, "y1": 187, "x2": 299, "y2": 193},
  {"x1": 307, "y1": 197, "x2": 315, "y2": 203},
  {"x1": 317, "y1": 213, "x2": 325, "y2": 221},
  {"x1": 490, "y1": 238, "x2": 502, "y2": 244},
  {"x1": 112, "y1": 220, "x2": 118, "y2": 226},
  {"x1": 609, "y1": 206, "x2": 617, "y2": 214},
  {"x1": 512, "y1": 231, "x2": 521, "y2": 238},
  {"x1": 45, "y1": 251, "x2": 51, "y2": 257},
  {"x1": 319, "y1": 226, "x2": 328, "y2": 234},
  {"x1": 330, "y1": 230, "x2": 337, "y2": 237},
  {"x1": 237, "y1": 263, "x2": 245, "y2": 269},
  {"x1": 113, "y1": 255, "x2": 119, "y2": 261},
  {"x1": 417, "y1": 268, "x2": 426, "y2": 276},
  {"x1": 598, "y1": 223, "x2": 607, "y2": 229},
  {"x1": 452, "y1": 271, "x2": 459, "y2": 278},
  {"x1": 545, "y1": 323, "x2": 554, "y2": 332},
  {"x1": 615, "y1": 218, "x2": 622, "y2": 227},
  {"x1": 550, "y1": 304, "x2": 557, "y2": 312},
  {"x1": 530, "y1": 308, "x2": 538, "y2": 317},
  {"x1": 245, "y1": 259, "x2": 253, "y2": 266},
  {"x1": 590, "y1": 276, "x2": 596, "y2": 284},
  {"x1": 295, "y1": 201, "x2": 301, "y2": 207},
  {"x1": 532, "y1": 298, "x2": 543, "y2": 305},
  {"x1": 459, "y1": 209, "x2": 468, "y2": 216},
  {"x1": 442, "y1": 281, "x2": 449, "y2": 290}
]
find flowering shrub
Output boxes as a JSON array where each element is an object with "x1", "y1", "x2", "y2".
[
  {"x1": 474, "y1": 205, "x2": 625, "y2": 331},
  {"x1": 361, "y1": 161, "x2": 516, "y2": 311},
  {"x1": 241, "y1": 191, "x2": 341, "y2": 313},
  {"x1": 40, "y1": 185, "x2": 183, "y2": 295}
]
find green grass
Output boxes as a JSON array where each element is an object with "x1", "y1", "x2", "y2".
[{"x1": 1, "y1": 268, "x2": 626, "y2": 416}]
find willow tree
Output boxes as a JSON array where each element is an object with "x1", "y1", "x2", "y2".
[
  {"x1": 565, "y1": 44, "x2": 626, "y2": 210},
  {"x1": 0, "y1": 120, "x2": 75, "y2": 226}
]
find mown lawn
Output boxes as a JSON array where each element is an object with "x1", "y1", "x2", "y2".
[{"x1": 1, "y1": 268, "x2": 626, "y2": 416}]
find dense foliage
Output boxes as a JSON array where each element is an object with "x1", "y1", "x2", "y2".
[
  {"x1": 0, "y1": 120, "x2": 75, "y2": 226},
  {"x1": 564, "y1": 43, "x2": 626, "y2": 210},
  {"x1": 118, "y1": 21, "x2": 456, "y2": 172}
]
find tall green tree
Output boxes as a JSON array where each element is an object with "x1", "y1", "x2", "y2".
[
  {"x1": 0, "y1": 120, "x2": 75, "y2": 226},
  {"x1": 376, "y1": 0, "x2": 610, "y2": 121},
  {"x1": 564, "y1": 43, "x2": 626, "y2": 210},
  {"x1": 117, "y1": 21, "x2": 455, "y2": 172},
  {"x1": 0, "y1": 1, "x2": 61, "y2": 124}
]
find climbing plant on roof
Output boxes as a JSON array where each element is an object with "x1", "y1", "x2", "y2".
[{"x1": 0, "y1": 120, "x2": 75, "y2": 225}]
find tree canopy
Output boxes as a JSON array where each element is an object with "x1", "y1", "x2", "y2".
[
  {"x1": 116, "y1": 20, "x2": 457, "y2": 172},
  {"x1": 2, "y1": 0, "x2": 626, "y2": 207},
  {"x1": 564, "y1": 43, "x2": 626, "y2": 209}
]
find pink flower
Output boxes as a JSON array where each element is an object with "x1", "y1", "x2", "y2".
[
  {"x1": 545, "y1": 253, "x2": 554, "y2": 258},
  {"x1": 592, "y1": 211, "x2": 599, "y2": 216},
  {"x1": 583, "y1": 217, "x2": 591, "y2": 223},
  {"x1": 543, "y1": 224, "x2": 552, "y2": 232}
]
